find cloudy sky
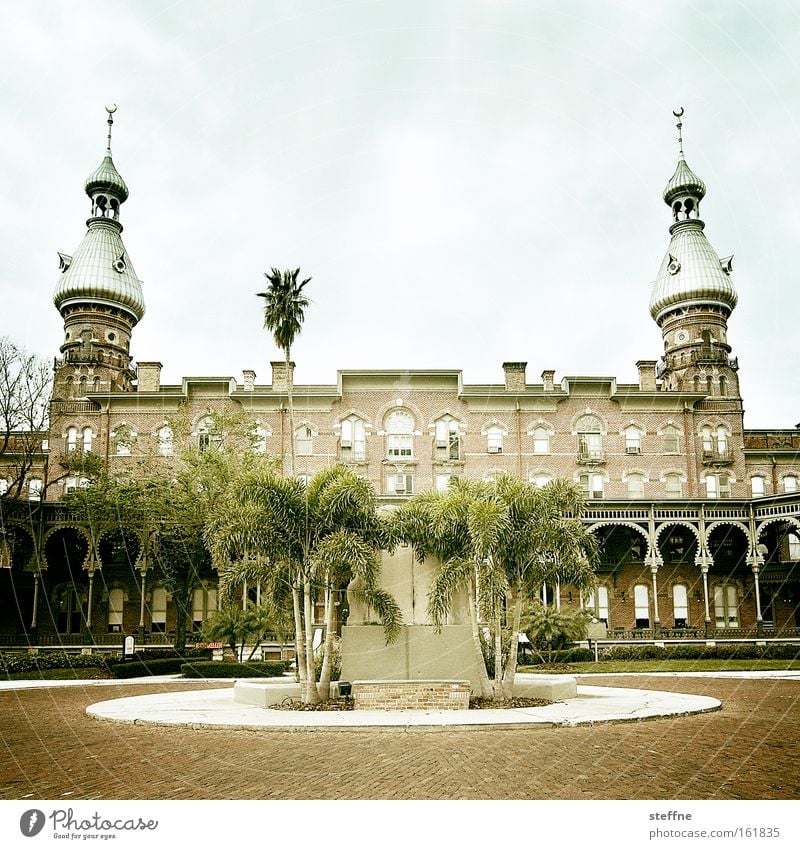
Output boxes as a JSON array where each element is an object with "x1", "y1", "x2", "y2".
[{"x1": 1, "y1": 0, "x2": 799, "y2": 428}]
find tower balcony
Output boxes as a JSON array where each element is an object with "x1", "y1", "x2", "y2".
[{"x1": 701, "y1": 448, "x2": 733, "y2": 465}]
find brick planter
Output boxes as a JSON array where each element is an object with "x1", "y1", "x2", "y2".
[{"x1": 352, "y1": 679, "x2": 470, "y2": 711}]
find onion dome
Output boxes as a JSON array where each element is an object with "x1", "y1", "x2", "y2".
[
  {"x1": 85, "y1": 152, "x2": 129, "y2": 202},
  {"x1": 53, "y1": 220, "x2": 145, "y2": 323},
  {"x1": 649, "y1": 221, "x2": 737, "y2": 323},
  {"x1": 663, "y1": 157, "x2": 705, "y2": 206}
]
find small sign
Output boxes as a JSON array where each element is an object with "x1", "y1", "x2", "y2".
[
  {"x1": 205, "y1": 642, "x2": 223, "y2": 649},
  {"x1": 123, "y1": 635, "x2": 135, "y2": 659}
]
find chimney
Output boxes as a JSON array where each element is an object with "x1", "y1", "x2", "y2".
[
  {"x1": 502, "y1": 362, "x2": 527, "y2": 392},
  {"x1": 242, "y1": 369, "x2": 256, "y2": 392},
  {"x1": 137, "y1": 362, "x2": 162, "y2": 392},
  {"x1": 636, "y1": 360, "x2": 658, "y2": 392},
  {"x1": 271, "y1": 361, "x2": 295, "y2": 393},
  {"x1": 541, "y1": 370, "x2": 555, "y2": 392}
]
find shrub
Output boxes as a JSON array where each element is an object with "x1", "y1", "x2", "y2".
[
  {"x1": 111, "y1": 658, "x2": 191, "y2": 678},
  {"x1": 314, "y1": 637, "x2": 341, "y2": 682},
  {"x1": 181, "y1": 661, "x2": 286, "y2": 679},
  {"x1": 0, "y1": 651, "x2": 112, "y2": 675},
  {"x1": 600, "y1": 645, "x2": 666, "y2": 661}
]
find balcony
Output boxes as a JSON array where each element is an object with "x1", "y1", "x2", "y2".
[
  {"x1": 701, "y1": 448, "x2": 733, "y2": 465},
  {"x1": 577, "y1": 448, "x2": 605, "y2": 465}
]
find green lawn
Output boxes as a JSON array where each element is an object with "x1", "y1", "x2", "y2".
[{"x1": 519, "y1": 659, "x2": 800, "y2": 674}]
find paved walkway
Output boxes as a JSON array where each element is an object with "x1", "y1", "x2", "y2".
[
  {"x1": 2, "y1": 673, "x2": 799, "y2": 799},
  {"x1": 84, "y1": 676, "x2": 721, "y2": 729}
]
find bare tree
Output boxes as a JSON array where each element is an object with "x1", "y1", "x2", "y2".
[{"x1": 0, "y1": 337, "x2": 52, "y2": 499}]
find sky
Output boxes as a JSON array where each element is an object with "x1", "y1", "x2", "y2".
[{"x1": 1, "y1": 0, "x2": 799, "y2": 428}]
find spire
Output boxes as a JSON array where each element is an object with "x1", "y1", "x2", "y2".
[
  {"x1": 662, "y1": 107, "x2": 706, "y2": 215},
  {"x1": 84, "y1": 105, "x2": 129, "y2": 211}
]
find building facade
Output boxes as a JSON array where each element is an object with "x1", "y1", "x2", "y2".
[{"x1": 1, "y1": 110, "x2": 799, "y2": 648}]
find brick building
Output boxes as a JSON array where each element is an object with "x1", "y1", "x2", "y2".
[{"x1": 1, "y1": 109, "x2": 799, "y2": 648}]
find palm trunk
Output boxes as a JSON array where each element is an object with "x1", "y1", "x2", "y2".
[
  {"x1": 317, "y1": 583, "x2": 336, "y2": 701},
  {"x1": 466, "y1": 571, "x2": 493, "y2": 699},
  {"x1": 292, "y1": 582, "x2": 305, "y2": 685},
  {"x1": 493, "y1": 613, "x2": 504, "y2": 701},
  {"x1": 501, "y1": 585, "x2": 523, "y2": 700},
  {"x1": 302, "y1": 577, "x2": 321, "y2": 704},
  {"x1": 285, "y1": 347, "x2": 295, "y2": 477}
]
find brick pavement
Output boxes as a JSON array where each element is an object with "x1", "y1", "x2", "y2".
[{"x1": 0, "y1": 676, "x2": 798, "y2": 800}]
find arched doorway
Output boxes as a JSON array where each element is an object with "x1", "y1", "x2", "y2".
[
  {"x1": 706, "y1": 523, "x2": 750, "y2": 631},
  {"x1": 41, "y1": 528, "x2": 90, "y2": 639},
  {"x1": 0, "y1": 527, "x2": 36, "y2": 639},
  {"x1": 757, "y1": 520, "x2": 800, "y2": 630}
]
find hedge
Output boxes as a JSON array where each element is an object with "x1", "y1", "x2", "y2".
[
  {"x1": 524, "y1": 647, "x2": 595, "y2": 665},
  {"x1": 181, "y1": 661, "x2": 286, "y2": 678},
  {"x1": 112, "y1": 658, "x2": 198, "y2": 678},
  {"x1": 598, "y1": 643, "x2": 800, "y2": 662},
  {"x1": 0, "y1": 651, "x2": 112, "y2": 675}
]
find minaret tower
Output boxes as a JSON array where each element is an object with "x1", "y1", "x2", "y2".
[
  {"x1": 649, "y1": 109, "x2": 740, "y2": 401},
  {"x1": 52, "y1": 106, "x2": 145, "y2": 398}
]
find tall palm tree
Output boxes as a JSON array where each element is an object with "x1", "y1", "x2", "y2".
[
  {"x1": 257, "y1": 268, "x2": 311, "y2": 476},
  {"x1": 205, "y1": 464, "x2": 401, "y2": 704}
]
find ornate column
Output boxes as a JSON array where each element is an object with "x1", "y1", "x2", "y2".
[
  {"x1": 747, "y1": 542, "x2": 767, "y2": 636},
  {"x1": 86, "y1": 568, "x2": 95, "y2": 630},
  {"x1": 139, "y1": 568, "x2": 147, "y2": 630},
  {"x1": 648, "y1": 506, "x2": 661, "y2": 633},
  {"x1": 698, "y1": 505, "x2": 712, "y2": 636},
  {"x1": 31, "y1": 572, "x2": 40, "y2": 629}
]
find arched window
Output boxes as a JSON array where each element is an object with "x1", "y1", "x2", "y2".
[
  {"x1": 66, "y1": 426, "x2": 78, "y2": 452},
  {"x1": 434, "y1": 416, "x2": 460, "y2": 460},
  {"x1": 532, "y1": 426, "x2": 550, "y2": 454},
  {"x1": 662, "y1": 425, "x2": 680, "y2": 454},
  {"x1": 714, "y1": 585, "x2": 739, "y2": 628},
  {"x1": 251, "y1": 425, "x2": 268, "y2": 455},
  {"x1": 719, "y1": 375, "x2": 728, "y2": 396},
  {"x1": 624, "y1": 426, "x2": 642, "y2": 454},
  {"x1": 28, "y1": 478, "x2": 43, "y2": 501},
  {"x1": 626, "y1": 473, "x2": 645, "y2": 499},
  {"x1": 295, "y1": 425, "x2": 314, "y2": 456},
  {"x1": 107, "y1": 588, "x2": 124, "y2": 633},
  {"x1": 198, "y1": 416, "x2": 221, "y2": 452},
  {"x1": 716, "y1": 426, "x2": 729, "y2": 456},
  {"x1": 158, "y1": 425, "x2": 173, "y2": 457},
  {"x1": 576, "y1": 415, "x2": 603, "y2": 460},
  {"x1": 530, "y1": 473, "x2": 552, "y2": 489},
  {"x1": 672, "y1": 585, "x2": 689, "y2": 628},
  {"x1": 701, "y1": 426, "x2": 713, "y2": 453},
  {"x1": 112, "y1": 424, "x2": 134, "y2": 456},
  {"x1": 782, "y1": 476, "x2": 798, "y2": 494},
  {"x1": 151, "y1": 587, "x2": 167, "y2": 632},
  {"x1": 705, "y1": 472, "x2": 731, "y2": 499},
  {"x1": 386, "y1": 411, "x2": 414, "y2": 458},
  {"x1": 634, "y1": 584, "x2": 650, "y2": 628},
  {"x1": 341, "y1": 416, "x2": 367, "y2": 461},
  {"x1": 750, "y1": 476, "x2": 766, "y2": 497},
  {"x1": 486, "y1": 425, "x2": 504, "y2": 454},
  {"x1": 81, "y1": 426, "x2": 93, "y2": 454},
  {"x1": 664, "y1": 473, "x2": 683, "y2": 497}
]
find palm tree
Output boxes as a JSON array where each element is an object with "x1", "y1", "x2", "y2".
[
  {"x1": 256, "y1": 268, "x2": 311, "y2": 476},
  {"x1": 205, "y1": 464, "x2": 401, "y2": 704}
]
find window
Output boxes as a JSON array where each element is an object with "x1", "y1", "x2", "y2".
[
  {"x1": 634, "y1": 584, "x2": 650, "y2": 628},
  {"x1": 66, "y1": 426, "x2": 78, "y2": 452},
  {"x1": 750, "y1": 476, "x2": 766, "y2": 497},
  {"x1": 157, "y1": 425, "x2": 173, "y2": 456},
  {"x1": 662, "y1": 425, "x2": 680, "y2": 454},
  {"x1": 783, "y1": 476, "x2": 798, "y2": 493},
  {"x1": 673, "y1": 584, "x2": 689, "y2": 628},
  {"x1": 576, "y1": 415, "x2": 603, "y2": 460},
  {"x1": 81, "y1": 427, "x2": 93, "y2": 453},
  {"x1": 295, "y1": 425, "x2": 313, "y2": 456},
  {"x1": 714, "y1": 585, "x2": 739, "y2": 628},
  {"x1": 788, "y1": 533, "x2": 800, "y2": 561},
  {"x1": 701, "y1": 426, "x2": 713, "y2": 453},
  {"x1": 626, "y1": 473, "x2": 645, "y2": 498},
  {"x1": 28, "y1": 478, "x2": 42, "y2": 501},
  {"x1": 341, "y1": 416, "x2": 366, "y2": 461},
  {"x1": 705, "y1": 473, "x2": 731, "y2": 499},
  {"x1": 0, "y1": 479, "x2": 7, "y2": 496},
  {"x1": 107, "y1": 588, "x2": 124, "y2": 633},
  {"x1": 387, "y1": 473, "x2": 413, "y2": 495},
  {"x1": 624, "y1": 427, "x2": 642, "y2": 454},
  {"x1": 251, "y1": 425, "x2": 268, "y2": 455},
  {"x1": 530, "y1": 473, "x2": 552, "y2": 488},
  {"x1": 386, "y1": 411, "x2": 414, "y2": 458},
  {"x1": 486, "y1": 426, "x2": 504, "y2": 454},
  {"x1": 664, "y1": 473, "x2": 683, "y2": 497},
  {"x1": 434, "y1": 416, "x2": 460, "y2": 460},
  {"x1": 717, "y1": 426, "x2": 728, "y2": 455},
  {"x1": 198, "y1": 417, "x2": 222, "y2": 452},
  {"x1": 112, "y1": 424, "x2": 134, "y2": 456},
  {"x1": 579, "y1": 473, "x2": 603, "y2": 499},
  {"x1": 297, "y1": 474, "x2": 312, "y2": 485},
  {"x1": 192, "y1": 586, "x2": 218, "y2": 631},
  {"x1": 585, "y1": 586, "x2": 609, "y2": 625},
  {"x1": 151, "y1": 587, "x2": 167, "y2": 633},
  {"x1": 436, "y1": 474, "x2": 458, "y2": 492},
  {"x1": 532, "y1": 426, "x2": 550, "y2": 454}
]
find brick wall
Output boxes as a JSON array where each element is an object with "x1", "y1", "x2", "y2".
[{"x1": 352, "y1": 680, "x2": 471, "y2": 710}]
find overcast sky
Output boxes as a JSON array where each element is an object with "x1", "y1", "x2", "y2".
[{"x1": 1, "y1": 0, "x2": 799, "y2": 428}]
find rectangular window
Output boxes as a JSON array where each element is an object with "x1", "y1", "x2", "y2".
[
  {"x1": 107, "y1": 589, "x2": 124, "y2": 633},
  {"x1": 627, "y1": 475, "x2": 644, "y2": 498},
  {"x1": 341, "y1": 419, "x2": 366, "y2": 460},
  {"x1": 435, "y1": 420, "x2": 460, "y2": 460},
  {"x1": 296, "y1": 427, "x2": 313, "y2": 456},
  {"x1": 673, "y1": 585, "x2": 689, "y2": 628},
  {"x1": 751, "y1": 476, "x2": 765, "y2": 497},
  {"x1": 580, "y1": 473, "x2": 603, "y2": 499},
  {"x1": 665, "y1": 474, "x2": 683, "y2": 497},
  {"x1": 784, "y1": 476, "x2": 798, "y2": 493},
  {"x1": 532, "y1": 427, "x2": 550, "y2": 454},
  {"x1": 28, "y1": 479, "x2": 42, "y2": 501},
  {"x1": 151, "y1": 588, "x2": 167, "y2": 633},
  {"x1": 487, "y1": 429, "x2": 503, "y2": 454},
  {"x1": 625, "y1": 429, "x2": 641, "y2": 454},
  {"x1": 634, "y1": 584, "x2": 650, "y2": 628},
  {"x1": 662, "y1": 429, "x2": 679, "y2": 453},
  {"x1": 714, "y1": 585, "x2": 739, "y2": 628},
  {"x1": 585, "y1": 587, "x2": 609, "y2": 625},
  {"x1": 388, "y1": 434, "x2": 413, "y2": 458},
  {"x1": 578, "y1": 433, "x2": 603, "y2": 460},
  {"x1": 387, "y1": 473, "x2": 413, "y2": 495},
  {"x1": 436, "y1": 474, "x2": 458, "y2": 492}
]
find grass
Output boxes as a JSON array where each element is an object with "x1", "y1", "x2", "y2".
[{"x1": 519, "y1": 659, "x2": 800, "y2": 674}]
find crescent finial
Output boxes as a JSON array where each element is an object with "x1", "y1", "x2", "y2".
[
  {"x1": 106, "y1": 104, "x2": 117, "y2": 115},
  {"x1": 672, "y1": 107, "x2": 684, "y2": 118}
]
